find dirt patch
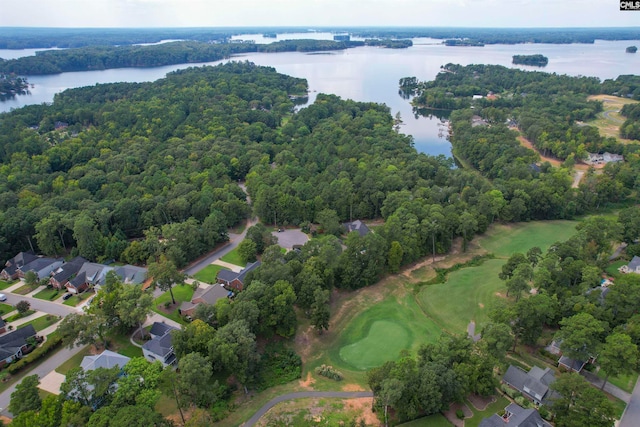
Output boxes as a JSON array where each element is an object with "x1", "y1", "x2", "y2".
[
  {"x1": 468, "y1": 394, "x2": 496, "y2": 411},
  {"x1": 443, "y1": 401, "x2": 473, "y2": 427},
  {"x1": 299, "y1": 371, "x2": 315, "y2": 389},
  {"x1": 342, "y1": 383, "x2": 366, "y2": 392},
  {"x1": 478, "y1": 303, "x2": 484, "y2": 308},
  {"x1": 495, "y1": 292, "x2": 505, "y2": 298},
  {"x1": 345, "y1": 397, "x2": 378, "y2": 425}
]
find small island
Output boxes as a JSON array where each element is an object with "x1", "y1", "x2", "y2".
[
  {"x1": 0, "y1": 73, "x2": 29, "y2": 100},
  {"x1": 512, "y1": 54, "x2": 549, "y2": 66},
  {"x1": 444, "y1": 39, "x2": 484, "y2": 47},
  {"x1": 626, "y1": 46, "x2": 638, "y2": 53}
]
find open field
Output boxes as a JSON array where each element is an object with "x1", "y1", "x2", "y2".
[
  {"x1": 479, "y1": 220, "x2": 579, "y2": 258},
  {"x1": 587, "y1": 95, "x2": 639, "y2": 143},
  {"x1": 193, "y1": 264, "x2": 228, "y2": 283},
  {"x1": 417, "y1": 258, "x2": 505, "y2": 335},
  {"x1": 331, "y1": 293, "x2": 442, "y2": 371}
]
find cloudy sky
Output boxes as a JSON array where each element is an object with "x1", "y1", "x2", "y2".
[{"x1": 0, "y1": 0, "x2": 637, "y2": 28}]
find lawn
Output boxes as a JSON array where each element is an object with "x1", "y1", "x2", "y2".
[
  {"x1": 193, "y1": 264, "x2": 228, "y2": 283},
  {"x1": 0, "y1": 303, "x2": 14, "y2": 315},
  {"x1": 109, "y1": 331, "x2": 143, "y2": 358},
  {"x1": 6, "y1": 309, "x2": 35, "y2": 322},
  {"x1": 220, "y1": 248, "x2": 246, "y2": 267},
  {"x1": 479, "y1": 220, "x2": 579, "y2": 258},
  {"x1": 56, "y1": 346, "x2": 92, "y2": 375},
  {"x1": 417, "y1": 258, "x2": 506, "y2": 335},
  {"x1": 464, "y1": 395, "x2": 511, "y2": 427},
  {"x1": 329, "y1": 293, "x2": 442, "y2": 371},
  {"x1": 20, "y1": 314, "x2": 60, "y2": 332},
  {"x1": 152, "y1": 284, "x2": 195, "y2": 325},
  {"x1": 0, "y1": 279, "x2": 17, "y2": 290},
  {"x1": 33, "y1": 287, "x2": 61, "y2": 301},
  {"x1": 398, "y1": 414, "x2": 453, "y2": 427},
  {"x1": 605, "y1": 260, "x2": 626, "y2": 278},
  {"x1": 64, "y1": 292, "x2": 92, "y2": 306},
  {"x1": 597, "y1": 368, "x2": 639, "y2": 394},
  {"x1": 12, "y1": 283, "x2": 41, "y2": 295}
]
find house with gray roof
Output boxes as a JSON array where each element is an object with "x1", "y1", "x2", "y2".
[
  {"x1": 50, "y1": 256, "x2": 87, "y2": 289},
  {"x1": 217, "y1": 261, "x2": 261, "y2": 291},
  {"x1": 0, "y1": 324, "x2": 37, "y2": 369},
  {"x1": 142, "y1": 322, "x2": 178, "y2": 367},
  {"x1": 113, "y1": 265, "x2": 147, "y2": 285},
  {"x1": 18, "y1": 256, "x2": 64, "y2": 280},
  {"x1": 67, "y1": 262, "x2": 114, "y2": 294},
  {"x1": 179, "y1": 284, "x2": 231, "y2": 317},
  {"x1": 502, "y1": 365, "x2": 556, "y2": 405},
  {"x1": 80, "y1": 350, "x2": 130, "y2": 371},
  {"x1": 619, "y1": 256, "x2": 640, "y2": 274},
  {"x1": 1, "y1": 251, "x2": 37, "y2": 281},
  {"x1": 342, "y1": 220, "x2": 371, "y2": 237},
  {"x1": 479, "y1": 403, "x2": 551, "y2": 427}
]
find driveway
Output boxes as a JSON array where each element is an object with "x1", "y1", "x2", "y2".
[
  {"x1": 271, "y1": 229, "x2": 309, "y2": 250},
  {"x1": 0, "y1": 344, "x2": 87, "y2": 417},
  {"x1": 183, "y1": 217, "x2": 257, "y2": 276},
  {"x1": 619, "y1": 376, "x2": 640, "y2": 427}
]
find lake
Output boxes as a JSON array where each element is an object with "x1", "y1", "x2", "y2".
[{"x1": 2, "y1": 36, "x2": 640, "y2": 156}]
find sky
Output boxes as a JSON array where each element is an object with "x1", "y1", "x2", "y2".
[{"x1": 0, "y1": 0, "x2": 638, "y2": 28}]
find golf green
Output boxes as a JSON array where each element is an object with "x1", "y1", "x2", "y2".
[
  {"x1": 339, "y1": 320, "x2": 410, "y2": 370},
  {"x1": 331, "y1": 294, "x2": 442, "y2": 371}
]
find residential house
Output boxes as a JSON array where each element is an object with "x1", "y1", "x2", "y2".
[
  {"x1": 217, "y1": 261, "x2": 261, "y2": 291},
  {"x1": 179, "y1": 284, "x2": 232, "y2": 317},
  {"x1": 142, "y1": 322, "x2": 178, "y2": 367},
  {"x1": 619, "y1": 256, "x2": 640, "y2": 274},
  {"x1": 49, "y1": 256, "x2": 87, "y2": 290},
  {"x1": 113, "y1": 265, "x2": 147, "y2": 285},
  {"x1": 479, "y1": 403, "x2": 551, "y2": 427},
  {"x1": 18, "y1": 256, "x2": 64, "y2": 280},
  {"x1": 80, "y1": 350, "x2": 130, "y2": 371},
  {"x1": 0, "y1": 324, "x2": 37, "y2": 369},
  {"x1": 502, "y1": 365, "x2": 557, "y2": 405},
  {"x1": 67, "y1": 262, "x2": 114, "y2": 294},
  {"x1": 585, "y1": 152, "x2": 624, "y2": 165},
  {"x1": 1, "y1": 251, "x2": 37, "y2": 281},
  {"x1": 342, "y1": 220, "x2": 371, "y2": 237},
  {"x1": 546, "y1": 340, "x2": 588, "y2": 373}
]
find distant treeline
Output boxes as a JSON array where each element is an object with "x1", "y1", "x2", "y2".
[
  {"x1": 0, "y1": 40, "x2": 358, "y2": 75},
  {"x1": 512, "y1": 54, "x2": 548, "y2": 66},
  {"x1": 2, "y1": 27, "x2": 640, "y2": 50}
]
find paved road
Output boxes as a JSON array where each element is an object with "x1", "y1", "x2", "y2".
[
  {"x1": 603, "y1": 109, "x2": 624, "y2": 124},
  {"x1": 3, "y1": 293, "x2": 79, "y2": 318},
  {"x1": 619, "y1": 375, "x2": 640, "y2": 427},
  {"x1": 183, "y1": 217, "x2": 257, "y2": 276},
  {"x1": 0, "y1": 344, "x2": 86, "y2": 417},
  {"x1": 242, "y1": 391, "x2": 374, "y2": 426},
  {"x1": 581, "y1": 370, "x2": 631, "y2": 403}
]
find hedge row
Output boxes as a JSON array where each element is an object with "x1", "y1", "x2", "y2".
[{"x1": 6, "y1": 334, "x2": 63, "y2": 374}]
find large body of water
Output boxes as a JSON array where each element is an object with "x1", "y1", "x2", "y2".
[{"x1": 1, "y1": 35, "x2": 639, "y2": 157}]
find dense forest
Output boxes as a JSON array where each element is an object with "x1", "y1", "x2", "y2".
[
  {"x1": 0, "y1": 40, "x2": 363, "y2": 75},
  {"x1": 512, "y1": 54, "x2": 548, "y2": 66}
]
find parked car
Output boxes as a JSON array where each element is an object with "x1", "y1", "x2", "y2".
[
  {"x1": 0, "y1": 293, "x2": 6, "y2": 301},
  {"x1": 62, "y1": 293, "x2": 73, "y2": 301}
]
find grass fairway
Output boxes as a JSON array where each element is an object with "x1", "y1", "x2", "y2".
[
  {"x1": 480, "y1": 220, "x2": 578, "y2": 258},
  {"x1": 193, "y1": 264, "x2": 228, "y2": 283},
  {"x1": 331, "y1": 293, "x2": 442, "y2": 371},
  {"x1": 587, "y1": 95, "x2": 639, "y2": 143},
  {"x1": 417, "y1": 258, "x2": 506, "y2": 335}
]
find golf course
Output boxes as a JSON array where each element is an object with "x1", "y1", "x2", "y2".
[{"x1": 314, "y1": 220, "x2": 580, "y2": 376}]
